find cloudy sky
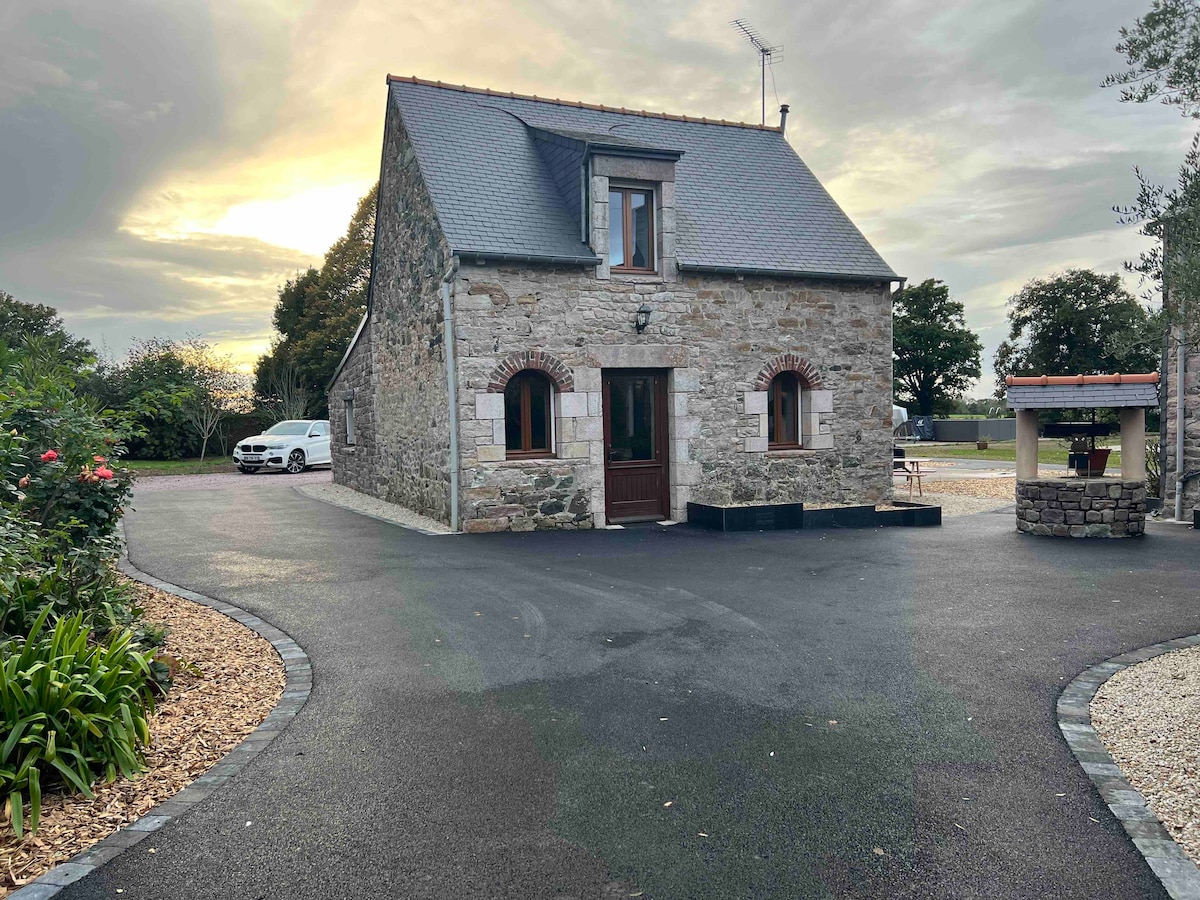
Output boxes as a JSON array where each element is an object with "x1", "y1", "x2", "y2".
[{"x1": 0, "y1": 0, "x2": 1191, "y2": 393}]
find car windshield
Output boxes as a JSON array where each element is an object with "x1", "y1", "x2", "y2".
[{"x1": 264, "y1": 421, "x2": 311, "y2": 435}]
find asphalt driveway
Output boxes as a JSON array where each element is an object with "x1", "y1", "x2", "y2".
[{"x1": 58, "y1": 478, "x2": 1200, "y2": 899}]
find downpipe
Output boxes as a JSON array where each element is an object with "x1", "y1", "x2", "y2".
[
  {"x1": 1176, "y1": 329, "x2": 1187, "y2": 521},
  {"x1": 441, "y1": 257, "x2": 461, "y2": 532}
]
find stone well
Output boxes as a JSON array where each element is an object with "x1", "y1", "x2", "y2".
[
  {"x1": 1015, "y1": 478, "x2": 1146, "y2": 538},
  {"x1": 1006, "y1": 373, "x2": 1159, "y2": 540}
]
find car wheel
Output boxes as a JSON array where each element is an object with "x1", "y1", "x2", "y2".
[
  {"x1": 285, "y1": 449, "x2": 306, "y2": 474},
  {"x1": 237, "y1": 465, "x2": 260, "y2": 474}
]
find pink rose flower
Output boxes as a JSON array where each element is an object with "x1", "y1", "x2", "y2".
[
  {"x1": 18, "y1": 475, "x2": 30, "y2": 488},
  {"x1": 94, "y1": 455, "x2": 106, "y2": 463},
  {"x1": 40, "y1": 450, "x2": 58, "y2": 463},
  {"x1": 95, "y1": 466, "x2": 114, "y2": 480}
]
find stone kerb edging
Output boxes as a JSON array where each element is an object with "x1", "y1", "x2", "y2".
[
  {"x1": 11, "y1": 556, "x2": 312, "y2": 899},
  {"x1": 1058, "y1": 635, "x2": 1200, "y2": 899}
]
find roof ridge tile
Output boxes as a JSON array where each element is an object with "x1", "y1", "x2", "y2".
[{"x1": 387, "y1": 74, "x2": 783, "y2": 132}]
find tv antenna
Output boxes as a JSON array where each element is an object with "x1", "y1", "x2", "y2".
[{"x1": 730, "y1": 18, "x2": 782, "y2": 125}]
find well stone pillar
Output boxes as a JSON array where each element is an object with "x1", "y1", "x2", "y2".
[
  {"x1": 1120, "y1": 407, "x2": 1146, "y2": 481},
  {"x1": 1015, "y1": 409, "x2": 1040, "y2": 480}
]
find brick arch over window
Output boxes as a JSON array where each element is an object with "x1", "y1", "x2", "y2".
[
  {"x1": 487, "y1": 350, "x2": 574, "y2": 393},
  {"x1": 752, "y1": 354, "x2": 824, "y2": 392}
]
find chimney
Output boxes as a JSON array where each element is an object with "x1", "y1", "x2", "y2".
[{"x1": 779, "y1": 103, "x2": 790, "y2": 133}]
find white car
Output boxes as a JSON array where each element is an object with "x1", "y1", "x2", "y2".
[{"x1": 233, "y1": 420, "x2": 332, "y2": 474}]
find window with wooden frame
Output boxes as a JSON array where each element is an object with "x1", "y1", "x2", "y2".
[
  {"x1": 609, "y1": 187, "x2": 655, "y2": 272},
  {"x1": 343, "y1": 398, "x2": 355, "y2": 445},
  {"x1": 504, "y1": 370, "x2": 553, "y2": 459},
  {"x1": 768, "y1": 372, "x2": 801, "y2": 449}
]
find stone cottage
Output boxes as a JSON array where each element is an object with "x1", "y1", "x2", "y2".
[{"x1": 328, "y1": 76, "x2": 900, "y2": 532}]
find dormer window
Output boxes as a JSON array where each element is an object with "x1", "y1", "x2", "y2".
[{"x1": 609, "y1": 188, "x2": 655, "y2": 273}]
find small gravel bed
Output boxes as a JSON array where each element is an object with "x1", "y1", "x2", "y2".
[
  {"x1": 924, "y1": 476, "x2": 1016, "y2": 500},
  {"x1": 0, "y1": 579, "x2": 284, "y2": 895},
  {"x1": 1092, "y1": 646, "x2": 1200, "y2": 867},
  {"x1": 296, "y1": 482, "x2": 452, "y2": 534}
]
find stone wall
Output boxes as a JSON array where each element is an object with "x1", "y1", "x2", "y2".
[
  {"x1": 329, "y1": 101, "x2": 454, "y2": 523},
  {"x1": 1016, "y1": 478, "x2": 1146, "y2": 538},
  {"x1": 453, "y1": 263, "x2": 894, "y2": 531},
  {"x1": 1164, "y1": 341, "x2": 1200, "y2": 516},
  {"x1": 328, "y1": 319, "x2": 375, "y2": 494}
]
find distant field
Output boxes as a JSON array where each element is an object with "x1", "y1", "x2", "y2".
[
  {"x1": 124, "y1": 457, "x2": 234, "y2": 477},
  {"x1": 927, "y1": 440, "x2": 1122, "y2": 466}
]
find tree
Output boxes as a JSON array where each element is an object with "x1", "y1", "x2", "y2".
[
  {"x1": 1107, "y1": 1, "x2": 1200, "y2": 347},
  {"x1": 254, "y1": 184, "x2": 376, "y2": 414},
  {"x1": 0, "y1": 291, "x2": 94, "y2": 371},
  {"x1": 1103, "y1": 0, "x2": 1200, "y2": 117},
  {"x1": 90, "y1": 338, "x2": 198, "y2": 459},
  {"x1": 992, "y1": 270, "x2": 1158, "y2": 393},
  {"x1": 255, "y1": 356, "x2": 311, "y2": 422},
  {"x1": 892, "y1": 279, "x2": 982, "y2": 416},
  {"x1": 176, "y1": 341, "x2": 252, "y2": 462}
]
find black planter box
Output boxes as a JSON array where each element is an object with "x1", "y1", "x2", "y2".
[
  {"x1": 686, "y1": 501, "x2": 804, "y2": 532},
  {"x1": 875, "y1": 501, "x2": 942, "y2": 528},
  {"x1": 801, "y1": 504, "x2": 877, "y2": 530},
  {"x1": 686, "y1": 501, "x2": 941, "y2": 532}
]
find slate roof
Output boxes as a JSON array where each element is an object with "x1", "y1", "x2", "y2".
[
  {"x1": 1006, "y1": 373, "x2": 1160, "y2": 409},
  {"x1": 388, "y1": 77, "x2": 898, "y2": 280}
]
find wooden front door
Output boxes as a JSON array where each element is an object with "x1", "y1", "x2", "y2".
[{"x1": 603, "y1": 370, "x2": 670, "y2": 523}]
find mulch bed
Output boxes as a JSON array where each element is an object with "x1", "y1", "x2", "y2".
[{"x1": 1, "y1": 580, "x2": 284, "y2": 895}]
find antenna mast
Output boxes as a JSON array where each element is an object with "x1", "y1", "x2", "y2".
[{"x1": 730, "y1": 18, "x2": 782, "y2": 126}]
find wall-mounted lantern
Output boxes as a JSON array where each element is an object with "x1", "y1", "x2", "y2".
[{"x1": 634, "y1": 303, "x2": 652, "y2": 334}]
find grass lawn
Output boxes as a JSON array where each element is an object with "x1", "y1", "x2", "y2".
[
  {"x1": 124, "y1": 457, "x2": 235, "y2": 477},
  {"x1": 928, "y1": 440, "x2": 1122, "y2": 466}
]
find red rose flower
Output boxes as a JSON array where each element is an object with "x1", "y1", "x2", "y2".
[
  {"x1": 95, "y1": 466, "x2": 114, "y2": 480},
  {"x1": 40, "y1": 450, "x2": 58, "y2": 463}
]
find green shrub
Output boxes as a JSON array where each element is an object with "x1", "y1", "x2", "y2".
[
  {"x1": 1, "y1": 607, "x2": 154, "y2": 837},
  {"x1": 0, "y1": 510, "x2": 140, "y2": 640}
]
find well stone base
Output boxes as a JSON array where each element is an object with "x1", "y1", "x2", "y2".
[{"x1": 1016, "y1": 478, "x2": 1146, "y2": 538}]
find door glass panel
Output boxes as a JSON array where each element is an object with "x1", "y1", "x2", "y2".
[
  {"x1": 780, "y1": 377, "x2": 797, "y2": 443},
  {"x1": 607, "y1": 375, "x2": 656, "y2": 462},
  {"x1": 608, "y1": 191, "x2": 625, "y2": 267},
  {"x1": 630, "y1": 192, "x2": 651, "y2": 269},
  {"x1": 504, "y1": 381, "x2": 523, "y2": 451},
  {"x1": 529, "y1": 375, "x2": 550, "y2": 451}
]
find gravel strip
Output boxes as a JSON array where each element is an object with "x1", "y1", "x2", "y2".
[
  {"x1": 295, "y1": 482, "x2": 452, "y2": 534},
  {"x1": 920, "y1": 492, "x2": 1013, "y2": 517},
  {"x1": 1, "y1": 580, "x2": 284, "y2": 896},
  {"x1": 133, "y1": 469, "x2": 331, "y2": 493},
  {"x1": 924, "y1": 476, "x2": 1016, "y2": 500},
  {"x1": 1092, "y1": 646, "x2": 1200, "y2": 867}
]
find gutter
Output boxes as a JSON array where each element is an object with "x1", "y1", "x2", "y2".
[
  {"x1": 677, "y1": 261, "x2": 900, "y2": 284},
  {"x1": 454, "y1": 248, "x2": 601, "y2": 266},
  {"x1": 441, "y1": 257, "x2": 461, "y2": 532}
]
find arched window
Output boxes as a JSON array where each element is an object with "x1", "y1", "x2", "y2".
[
  {"x1": 768, "y1": 372, "x2": 801, "y2": 448},
  {"x1": 504, "y1": 370, "x2": 553, "y2": 459}
]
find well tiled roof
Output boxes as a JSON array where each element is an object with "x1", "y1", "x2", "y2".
[
  {"x1": 1006, "y1": 373, "x2": 1160, "y2": 410},
  {"x1": 388, "y1": 77, "x2": 898, "y2": 280}
]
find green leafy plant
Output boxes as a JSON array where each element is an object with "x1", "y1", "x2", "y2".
[{"x1": 1, "y1": 607, "x2": 154, "y2": 837}]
